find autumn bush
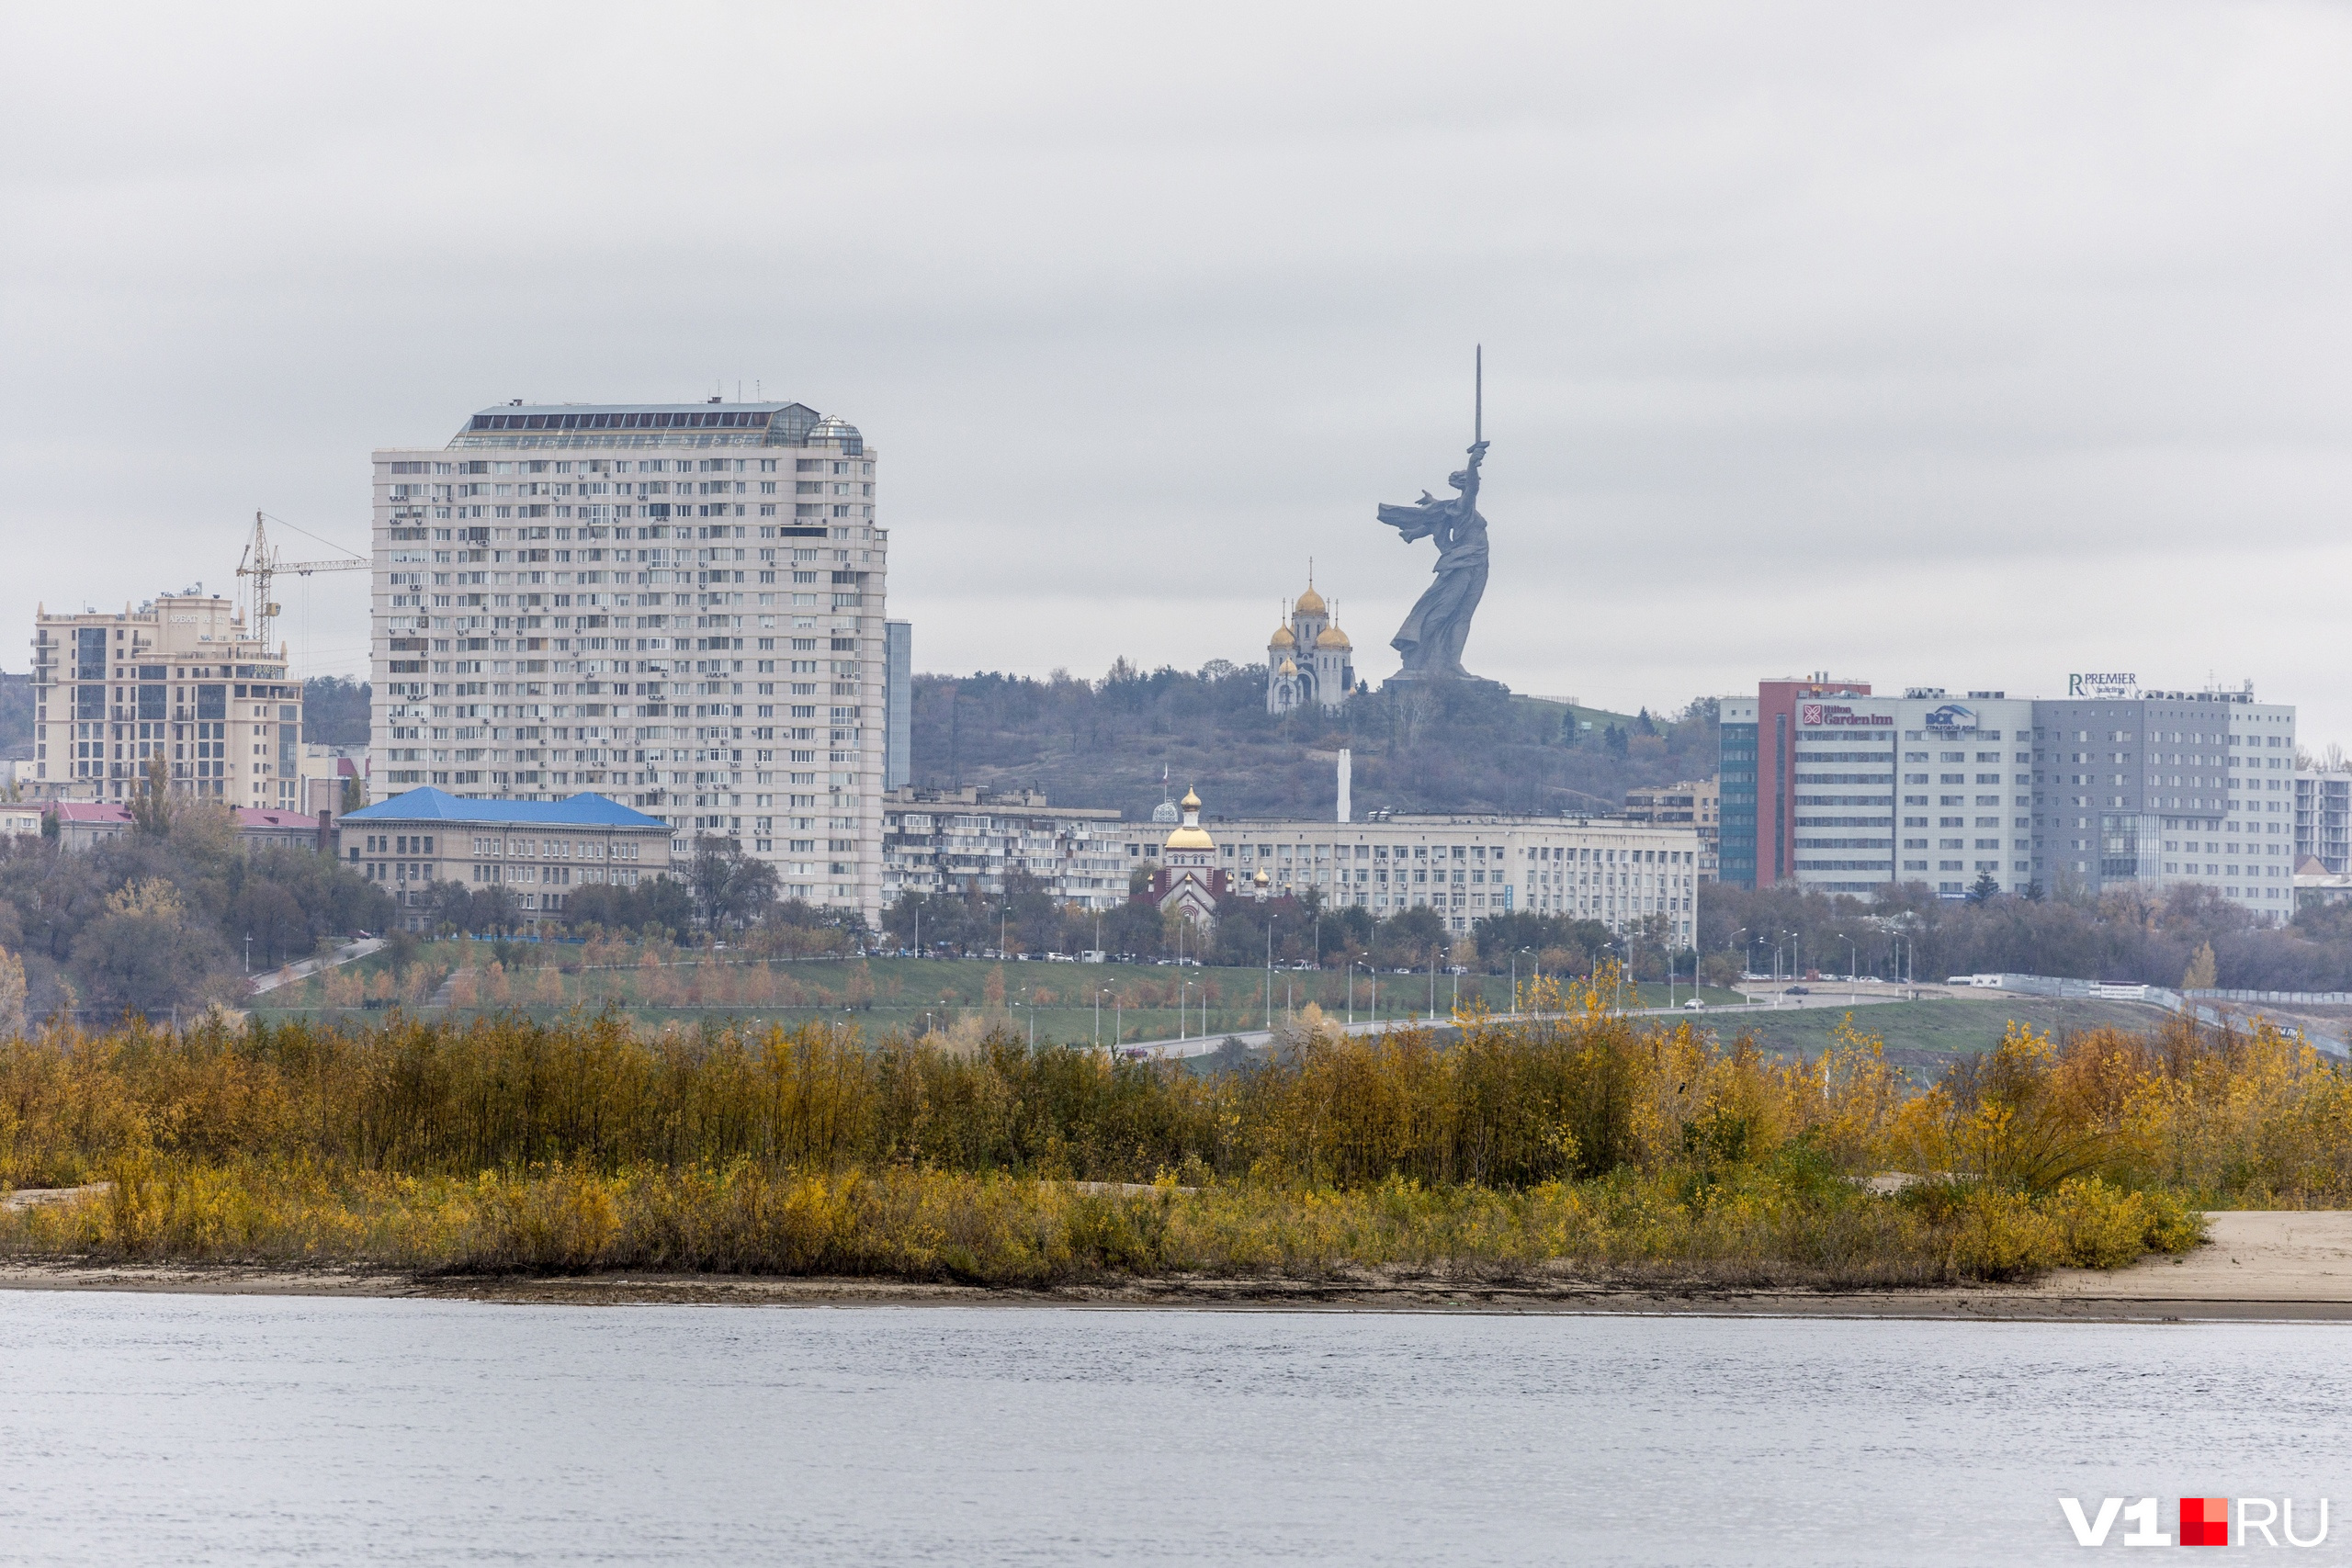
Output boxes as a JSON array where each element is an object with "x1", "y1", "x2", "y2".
[{"x1": 7, "y1": 970, "x2": 2338, "y2": 1284}]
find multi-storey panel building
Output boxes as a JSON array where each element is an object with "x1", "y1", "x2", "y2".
[
  {"x1": 882, "y1": 787, "x2": 1126, "y2": 909},
  {"x1": 1754, "y1": 674, "x2": 1873, "y2": 888},
  {"x1": 2298, "y1": 769, "x2": 2351, "y2": 875},
  {"x1": 28, "y1": 594, "x2": 316, "y2": 809},
  {"x1": 2031, "y1": 685, "x2": 2296, "y2": 913},
  {"x1": 369, "y1": 401, "x2": 888, "y2": 922},
  {"x1": 884, "y1": 620, "x2": 912, "y2": 791},
  {"x1": 1776, "y1": 689, "x2": 2038, "y2": 898},
  {"x1": 1625, "y1": 779, "x2": 1720, "y2": 880},
  {"x1": 1730, "y1": 672, "x2": 2302, "y2": 915},
  {"x1": 1715, "y1": 695, "x2": 1758, "y2": 888},
  {"x1": 1118, "y1": 812, "x2": 1702, "y2": 947}
]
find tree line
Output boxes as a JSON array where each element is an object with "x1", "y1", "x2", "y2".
[
  {"x1": 910, "y1": 660, "x2": 1721, "y2": 819},
  {"x1": 1695, "y1": 880, "x2": 2352, "y2": 992},
  {"x1": 880, "y1": 870, "x2": 1633, "y2": 976}
]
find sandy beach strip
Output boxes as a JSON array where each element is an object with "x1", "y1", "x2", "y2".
[{"x1": 4, "y1": 1213, "x2": 2352, "y2": 1319}]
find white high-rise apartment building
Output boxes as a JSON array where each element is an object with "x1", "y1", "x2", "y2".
[{"x1": 369, "y1": 400, "x2": 888, "y2": 923}]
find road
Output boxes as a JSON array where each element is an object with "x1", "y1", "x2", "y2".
[
  {"x1": 1111, "y1": 985, "x2": 1924, "y2": 1060},
  {"x1": 248, "y1": 938, "x2": 383, "y2": 997}
]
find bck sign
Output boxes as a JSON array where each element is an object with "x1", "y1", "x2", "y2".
[{"x1": 2060, "y1": 1496, "x2": 2327, "y2": 1547}]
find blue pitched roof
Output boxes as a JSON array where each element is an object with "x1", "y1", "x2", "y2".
[{"x1": 342, "y1": 788, "x2": 667, "y2": 829}]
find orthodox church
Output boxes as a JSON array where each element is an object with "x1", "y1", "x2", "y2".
[
  {"x1": 1148, "y1": 786, "x2": 1226, "y2": 927},
  {"x1": 1265, "y1": 577, "x2": 1356, "y2": 715}
]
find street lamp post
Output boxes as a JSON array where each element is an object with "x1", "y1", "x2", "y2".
[{"x1": 1265, "y1": 917, "x2": 1274, "y2": 1032}]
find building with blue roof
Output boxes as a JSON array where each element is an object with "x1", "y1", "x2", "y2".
[{"x1": 337, "y1": 788, "x2": 675, "y2": 931}]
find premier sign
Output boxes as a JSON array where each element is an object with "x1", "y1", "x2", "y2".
[{"x1": 2068, "y1": 671, "x2": 2141, "y2": 700}]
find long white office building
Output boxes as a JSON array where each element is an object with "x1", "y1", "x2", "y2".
[
  {"x1": 368, "y1": 400, "x2": 888, "y2": 922},
  {"x1": 1118, "y1": 811, "x2": 1702, "y2": 947}
]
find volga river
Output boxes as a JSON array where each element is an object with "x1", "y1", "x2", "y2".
[{"x1": 1, "y1": 1292, "x2": 2346, "y2": 1564}]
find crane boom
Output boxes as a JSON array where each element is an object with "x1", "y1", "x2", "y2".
[{"x1": 235, "y1": 511, "x2": 368, "y2": 652}]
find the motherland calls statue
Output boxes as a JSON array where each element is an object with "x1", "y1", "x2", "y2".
[{"x1": 1378, "y1": 348, "x2": 1498, "y2": 688}]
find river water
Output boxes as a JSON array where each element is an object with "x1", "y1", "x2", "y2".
[{"x1": 2, "y1": 1292, "x2": 2347, "y2": 1565}]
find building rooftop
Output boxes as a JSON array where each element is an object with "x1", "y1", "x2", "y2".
[
  {"x1": 44, "y1": 804, "x2": 320, "y2": 829},
  {"x1": 49, "y1": 803, "x2": 130, "y2": 824},
  {"x1": 447, "y1": 401, "x2": 858, "y2": 453},
  {"x1": 237, "y1": 809, "x2": 322, "y2": 829},
  {"x1": 343, "y1": 787, "x2": 667, "y2": 829}
]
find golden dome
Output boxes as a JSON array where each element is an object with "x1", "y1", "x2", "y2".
[
  {"x1": 1163, "y1": 783, "x2": 1213, "y2": 852},
  {"x1": 1316, "y1": 625, "x2": 1351, "y2": 649},
  {"x1": 1293, "y1": 586, "x2": 1328, "y2": 616},
  {"x1": 1270, "y1": 625, "x2": 1296, "y2": 648},
  {"x1": 1277, "y1": 657, "x2": 1297, "y2": 676}
]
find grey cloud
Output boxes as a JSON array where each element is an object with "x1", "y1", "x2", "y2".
[{"x1": 3, "y1": 2, "x2": 2349, "y2": 740}]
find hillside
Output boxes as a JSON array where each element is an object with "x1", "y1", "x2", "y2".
[{"x1": 910, "y1": 661, "x2": 1717, "y2": 821}]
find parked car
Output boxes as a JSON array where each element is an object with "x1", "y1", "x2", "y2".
[
  {"x1": 1681, "y1": 998, "x2": 1705, "y2": 1010},
  {"x1": 1785, "y1": 985, "x2": 1811, "y2": 996}
]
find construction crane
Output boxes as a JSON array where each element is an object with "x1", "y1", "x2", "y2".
[{"x1": 235, "y1": 511, "x2": 368, "y2": 651}]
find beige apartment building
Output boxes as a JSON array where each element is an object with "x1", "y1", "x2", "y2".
[
  {"x1": 27, "y1": 593, "x2": 332, "y2": 809},
  {"x1": 369, "y1": 400, "x2": 888, "y2": 924}
]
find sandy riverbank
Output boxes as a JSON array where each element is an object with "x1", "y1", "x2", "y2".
[{"x1": 3, "y1": 1213, "x2": 2349, "y2": 1320}]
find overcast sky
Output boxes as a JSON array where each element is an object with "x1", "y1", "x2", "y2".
[{"x1": 6, "y1": 4, "x2": 2351, "y2": 743}]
